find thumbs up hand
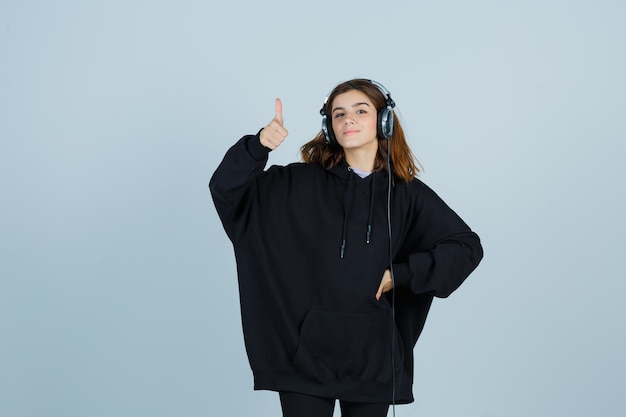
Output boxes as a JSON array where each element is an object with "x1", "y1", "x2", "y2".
[{"x1": 260, "y1": 98, "x2": 288, "y2": 150}]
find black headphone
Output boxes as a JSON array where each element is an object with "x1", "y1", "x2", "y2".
[{"x1": 320, "y1": 79, "x2": 396, "y2": 146}]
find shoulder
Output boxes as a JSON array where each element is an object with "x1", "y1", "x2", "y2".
[
  {"x1": 265, "y1": 162, "x2": 326, "y2": 177},
  {"x1": 394, "y1": 176, "x2": 452, "y2": 209},
  {"x1": 396, "y1": 176, "x2": 431, "y2": 196},
  {"x1": 258, "y1": 162, "x2": 328, "y2": 187}
]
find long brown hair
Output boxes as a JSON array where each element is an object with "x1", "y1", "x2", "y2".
[{"x1": 301, "y1": 79, "x2": 420, "y2": 183}]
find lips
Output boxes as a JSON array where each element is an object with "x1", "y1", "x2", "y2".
[{"x1": 343, "y1": 129, "x2": 359, "y2": 135}]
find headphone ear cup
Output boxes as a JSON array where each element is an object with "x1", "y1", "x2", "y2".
[
  {"x1": 378, "y1": 107, "x2": 394, "y2": 140},
  {"x1": 321, "y1": 113, "x2": 336, "y2": 145}
]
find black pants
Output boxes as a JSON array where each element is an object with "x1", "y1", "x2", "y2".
[{"x1": 279, "y1": 392, "x2": 389, "y2": 417}]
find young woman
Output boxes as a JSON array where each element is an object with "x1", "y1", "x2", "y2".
[{"x1": 210, "y1": 79, "x2": 483, "y2": 417}]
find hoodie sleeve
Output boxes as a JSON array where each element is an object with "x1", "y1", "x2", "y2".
[
  {"x1": 209, "y1": 132, "x2": 270, "y2": 241},
  {"x1": 392, "y1": 181, "x2": 483, "y2": 298}
]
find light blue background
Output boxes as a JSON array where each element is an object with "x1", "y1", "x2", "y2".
[{"x1": 1, "y1": 1, "x2": 625, "y2": 416}]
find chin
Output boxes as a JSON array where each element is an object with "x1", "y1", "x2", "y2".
[{"x1": 339, "y1": 139, "x2": 376, "y2": 150}]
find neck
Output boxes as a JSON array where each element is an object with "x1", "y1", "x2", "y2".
[{"x1": 344, "y1": 148, "x2": 376, "y2": 172}]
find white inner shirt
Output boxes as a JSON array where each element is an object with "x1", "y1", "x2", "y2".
[{"x1": 349, "y1": 166, "x2": 373, "y2": 178}]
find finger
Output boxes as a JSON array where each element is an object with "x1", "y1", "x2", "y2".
[
  {"x1": 264, "y1": 129, "x2": 286, "y2": 148},
  {"x1": 375, "y1": 283, "x2": 383, "y2": 301},
  {"x1": 260, "y1": 129, "x2": 277, "y2": 150},
  {"x1": 275, "y1": 98, "x2": 283, "y2": 125},
  {"x1": 268, "y1": 119, "x2": 288, "y2": 137}
]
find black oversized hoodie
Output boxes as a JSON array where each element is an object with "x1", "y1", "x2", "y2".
[{"x1": 209, "y1": 133, "x2": 483, "y2": 404}]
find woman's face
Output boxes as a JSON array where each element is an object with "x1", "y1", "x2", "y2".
[{"x1": 330, "y1": 90, "x2": 379, "y2": 153}]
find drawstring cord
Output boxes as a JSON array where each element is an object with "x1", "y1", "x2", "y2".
[
  {"x1": 340, "y1": 170, "x2": 355, "y2": 258},
  {"x1": 341, "y1": 169, "x2": 377, "y2": 257},
  {"x1": 366, "y1": 173, "x2": 375, "y2": 244}
]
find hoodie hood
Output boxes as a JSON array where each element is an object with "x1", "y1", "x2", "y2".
[{"x1": 329, "y1": 162, "x2": 389, "y2": 259}]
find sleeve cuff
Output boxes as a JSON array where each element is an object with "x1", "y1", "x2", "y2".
[{"x1": 246, "y1": 130, "x2": 272, "y2": 161}]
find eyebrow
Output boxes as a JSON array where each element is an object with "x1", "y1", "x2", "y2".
[{"x1": 332, "y1": 102, "x2": 371, "y2": 113}]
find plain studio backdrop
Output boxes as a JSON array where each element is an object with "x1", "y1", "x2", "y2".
[{"x1": 1, "y1": 1, "x2": 624, "y2": 416}]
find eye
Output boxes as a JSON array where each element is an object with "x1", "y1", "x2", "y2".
[
  {"x1": 333, "y1": 112, "x2": 344, "y2": 119},
  {"x1": 357, "y1": 109, "x2": 368, "y2": 114}
]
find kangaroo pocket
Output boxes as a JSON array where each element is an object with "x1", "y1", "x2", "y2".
[{"x1": 293, "y1": 309, "x2": 403, "y2": 382}]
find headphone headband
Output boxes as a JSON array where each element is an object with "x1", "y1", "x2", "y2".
[{"x1": 321, "y1": 79, "x2": 394, "y2": 109}]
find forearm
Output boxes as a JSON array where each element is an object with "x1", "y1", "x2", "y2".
[
  {"x1": 209, "y1": 133, "x2": 269, "y2": 237},
  {"x1": 393, "y1": 231, "x2": 483, "y2": 298}
]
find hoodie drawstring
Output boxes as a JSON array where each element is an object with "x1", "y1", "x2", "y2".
[
  {"x1": 341, "y1": 169, "x2": 377, "y2": 258},
  {"x1": 340, "y1": 171, "x2": 355, "y2": 258},
  {"x1": 366, "y1": 173, "x2": 375, "y2": 244}
]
